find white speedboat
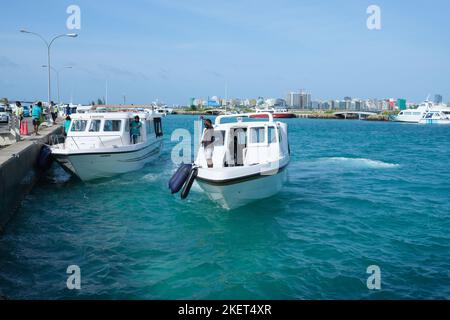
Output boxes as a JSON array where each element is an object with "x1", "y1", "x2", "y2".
[
  {"x1": 418, "y1": 109, "x2": 450, "y2": 125},
  {"x1": 390, "y1": 100, "x2": 448, "y2": 123},
  {"x1": 169, "y1": 113, "x2": 290, "y2": 210},
  {"x1": 51, "y1": 111, "x2": 163, "y2": 181}
]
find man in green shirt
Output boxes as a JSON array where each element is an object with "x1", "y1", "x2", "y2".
[
  {"x1": 15, "y1": 101, "x2": 24, "y2": 123},
  {"x1": 130, "y1": 115, "x2": 142, "y2": 144}
]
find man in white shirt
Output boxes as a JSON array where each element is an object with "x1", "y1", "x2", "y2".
[{"x1": 201, "y1": 119, "x2": 215, "y2": 168}]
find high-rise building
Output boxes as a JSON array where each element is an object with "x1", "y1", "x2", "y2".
[
  {"x1": 322, "y1": 101, "x2": 331, "y2": 110},
  {"x1": 311, "y1": 101, "x2": 322, "y2": 109},
  {"x1": 299, "y1": 90, "x2": 311, "y2": 109},
  {"x1": 331, "y1": 100, "x2": 340, "y2": 110},
  {"x1": 286, "y1": 92, "x2": 301, "y2": 108},
  {"x1": 354, "y1": 99, "x2": 363, "y2": 111},
  {"x1": 434, "y1": 94, "x2": 443, "y2": 104},
  {"x1": 397, "y1": 98, "x2": 407, "y2": 110}
]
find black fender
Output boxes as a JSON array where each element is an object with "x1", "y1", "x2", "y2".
[
  {"x1": 169, "y1": 163, "x2": 192, "y2": 194},
  {"x1": 36, "y1": 145, "x2": 53, "y2": 171}
]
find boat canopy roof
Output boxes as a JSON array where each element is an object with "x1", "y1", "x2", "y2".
[
  {"x1": 215, "y1": 113, "x2": 274, "y2": 126},
  {"x1": 68, "y1": 111, "x2": 160, "y2": 121}
]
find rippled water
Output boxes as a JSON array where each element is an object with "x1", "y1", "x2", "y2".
[{"x1": 1, "y1": 116, "x2": 449, "y2": 299}]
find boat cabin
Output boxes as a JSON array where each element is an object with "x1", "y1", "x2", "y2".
[
  {"x1": 196, "y1": 114, "x2": 289, "y2": 169},
  {"x1": 422, "y1": 110, "x2": 450, "y2": 120},
  {"x1": 64, "y1": 112, "x2": 163, "y2": 150}
]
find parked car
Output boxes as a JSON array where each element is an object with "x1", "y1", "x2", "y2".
[{"x1": 0, "y1": 106, "x2": 9, "y2": 123}]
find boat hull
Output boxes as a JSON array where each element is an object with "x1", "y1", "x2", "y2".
[
  {"x1": 390, "y1": 116, "x2": 422, "y2": 123},
  {"x1": 196, "y1": 168, "x2": 287, "y2": 210},
  {"x1": 52, "y1": 140, "x2": 163, "y2": 181},
  {"x1": 418, "y1": 119, "x2": 450, "y2": 125}
]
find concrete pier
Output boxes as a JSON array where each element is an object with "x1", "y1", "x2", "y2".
[{"x1": 0, "y1": 123, "x2": 63, "y2": 233}]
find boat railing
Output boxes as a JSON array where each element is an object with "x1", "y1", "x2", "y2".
[{"x1": 215, "y1": 112, "x2": 274, "y2": 125}]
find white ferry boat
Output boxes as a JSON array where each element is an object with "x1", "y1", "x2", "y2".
[
  {"x1": 169, "y1": 113, "x2": 290, "y2": 209},
  {"x1": 418, "y1": 109, "x2": 450, "y2": 125},
  {"x1": 391, "y1": 101, "x2": 448, "y2": 123},
  {"x1": 51, "y1": 111, "x2": 163, "y2": 181}
]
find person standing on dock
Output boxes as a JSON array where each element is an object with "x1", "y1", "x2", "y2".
[
  {"x1": 202, "y1": 119, "x2": 215, "y2": 168},
  {"x1": 63, "y1": 115, "x2": 71, "y2": 136},
  {"x1": 130, "y1": 115, "x2": 142, "y2": 144},
  {"x1": 50, "y1": 101, "x2": 58, "y2": 125},
  {"x1": 15, "y1": 101, "x2": 24, "y2": 123},
  {"x1": 32, "y1": 102, "x2": 43, "y2": 136}
]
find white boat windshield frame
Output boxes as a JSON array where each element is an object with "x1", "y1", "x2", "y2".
[{"x1": 215, "y1": 112, "x2": 274, "y2": 125}]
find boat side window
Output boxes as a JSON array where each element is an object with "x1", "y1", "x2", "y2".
[
  {"x1": 104, "y1": 120, "x2": 122, "y2": 132},
  {"x1": 89, "y1": 120, "x2": 101, "y2": 132},
  {"x1": 399, "y1": 112, "x2": 404, "y2": 115},
  {"x1": 71, "y1": 120, "x2": 88, "y2": 132},
  {"x1": 250, "y1": 127, "x2": 266, "y2": 144},
  {"x1": 154, "y1": 117, "x2": 163, "y2": 137},
  {"x1": 425, "y1": 113, "x2": 433, "y2": 119},
  {"x1": 268, "y1": 127, "x2": 277, "y2": 144},
  {"x1": 146, "y1": 120, "x2": 154, "y2": 135},
  {"x1": 214, "y1": 130, "x2": 225, "y2": 146}
]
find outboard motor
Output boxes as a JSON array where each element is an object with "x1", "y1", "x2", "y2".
[{"x1": 169, "y1": 163, "x2": 192, "y2": 194}]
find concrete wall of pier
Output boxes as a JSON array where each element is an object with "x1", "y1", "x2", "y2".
[{"x1": 0, "y1": 126, "x2": 62, "y2": 233}]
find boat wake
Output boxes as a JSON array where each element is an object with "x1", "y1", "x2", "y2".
[{"x1": 318, "y1": 157, "x2": 400, "y2": 169}]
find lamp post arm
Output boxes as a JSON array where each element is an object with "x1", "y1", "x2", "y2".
[
  {"x1": 48, "y1": 34, "x2": 71, "y2": 48},
  {"x1": 25, "y1": 31, "x2": 49, "y2": 47}
]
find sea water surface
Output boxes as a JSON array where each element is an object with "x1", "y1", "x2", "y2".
[{"x1": 0, "y1": 116, "x2": 449, "y2": 299}]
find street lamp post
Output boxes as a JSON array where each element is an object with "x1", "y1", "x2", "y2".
[
  {"x1": 20, "y1": 29, "x2": 77, "y2": 125},
  {"x1": 41, "y1": 65, "x2": 73, "y2": 105}
]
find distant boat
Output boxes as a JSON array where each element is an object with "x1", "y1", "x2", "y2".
[
  {"x1": 251, "y1": 107, "x2": 296, "y2": 119},
  {"x1": 390, "y1": 100, "x2": 448, "y2": 123},
  {"x1": 418, "y1": 109, "x2": 450, "y2": 125},
  {"x1": 150, "y1": 100, "x2": 173, "y2": 116},
  {"x1": 154, "y1": 106, "x2": 174, "y2": 116},
  {"x1": 51, "y1": 111, "x2": 164, "y2": 181}
]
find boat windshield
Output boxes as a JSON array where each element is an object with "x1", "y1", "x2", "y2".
[{"x1": 71, "y1": 120, "x2": 88, "y2": 132}]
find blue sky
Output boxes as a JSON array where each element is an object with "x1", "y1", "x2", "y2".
[{"x1": 0, "y1": 0, "x2": 449, "y2": 105}]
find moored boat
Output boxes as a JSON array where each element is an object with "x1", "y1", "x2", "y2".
[
  {"x1": 51, "y1": 111, "x2": 164, "y2": 181},
  {"x1": 390, "y1": 100, "x2": 449, "y2": 123},
  {"x1": 418, "y1": 109, "x2": 450, "y2": 125},
  {"x1": 169, "y1": 113, "x2": 290, "y2": 210},
  {"x1": 251, "y1": 107, "x2": 296, "y2": 119}
]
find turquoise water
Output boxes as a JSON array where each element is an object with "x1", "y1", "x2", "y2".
[{"x1": 1, "y1": 116, "x2": 449, "y2": 299}]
